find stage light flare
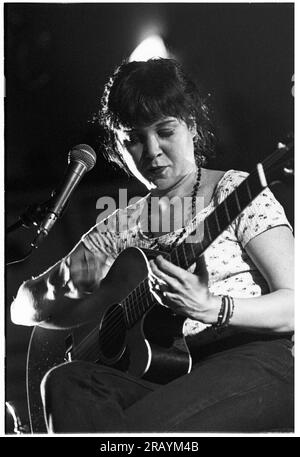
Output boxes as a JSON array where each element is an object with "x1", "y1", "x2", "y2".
[{"x1": 129, "y1": 35, "x2": 169, "y2": 62}]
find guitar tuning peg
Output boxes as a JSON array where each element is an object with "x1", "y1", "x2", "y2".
[
  {"x1": 277, "y1": 142, "x2": 286, "y2": 149},
  {"x1": 277, "y1": 132, "x2": 294, "y2": 149},
  {"x1": 283, "y1": 161, "x2": 294, "y2": 177}
]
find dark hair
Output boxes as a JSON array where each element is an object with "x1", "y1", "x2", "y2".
[{"x1": 94, "y1": 58, "x2": 216, "y2": 173}]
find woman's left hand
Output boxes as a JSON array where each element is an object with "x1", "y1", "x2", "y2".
[{"x1": 149, "y1": 255, "x2": 219, "y2": 324}]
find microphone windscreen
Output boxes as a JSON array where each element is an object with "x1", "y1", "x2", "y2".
[{"x1": 68, "y1": 144, "x2": 97, "y2": 171}]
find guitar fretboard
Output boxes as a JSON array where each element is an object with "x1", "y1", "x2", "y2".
[{"x1": 170, "y1": 169, "x2": 264, "y2": 270}]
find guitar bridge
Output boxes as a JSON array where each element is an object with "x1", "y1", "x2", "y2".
[{"x1": 64, "y1": 334, "x2": 74, "y2": 362}]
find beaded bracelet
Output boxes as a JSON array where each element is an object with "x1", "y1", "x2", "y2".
[
  {"x1": 229, "y1": 296, "x2": 235, "y2": 321},
  {"x1": 213, "y1": 295, "x2": 226, "y2": 330},
  {"x1": 213, "y1": 295, "x2": 235, "y2": 332}
]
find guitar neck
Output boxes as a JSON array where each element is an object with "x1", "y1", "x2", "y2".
[{"x1": 170, "y1": 168, "x2": 266, "y2": 270}]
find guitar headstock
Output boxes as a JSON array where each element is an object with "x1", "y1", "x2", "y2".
[
  {"x1": 261, "y1": 135, "x2": 294, "y2": 186},
  {"x1": 280, "y1": 133, "x2": 294, "y2": 179}
]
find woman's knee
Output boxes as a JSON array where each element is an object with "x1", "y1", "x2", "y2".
[{"x1": 41, "y1": 361, "x2": 84, "y2": 401}]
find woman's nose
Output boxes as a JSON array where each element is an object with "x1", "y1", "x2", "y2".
[{"x1": 144, "y1": 135, "x2": 162, "y2": 159}]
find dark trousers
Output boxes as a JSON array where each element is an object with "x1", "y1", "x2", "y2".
[{"x1": 41, "y1": 335, "x2": 294, "y2": 433}]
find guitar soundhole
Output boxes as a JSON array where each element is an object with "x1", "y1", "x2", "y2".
[{"x1": 98, "y1": 303, "x2": 126, "y2": 362}]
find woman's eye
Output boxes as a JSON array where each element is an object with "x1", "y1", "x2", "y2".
[{"x1": 158, "y1": 130, "x2": 174, "y2": 138}]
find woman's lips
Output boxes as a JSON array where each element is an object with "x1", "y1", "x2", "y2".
[{"x1": 148, "y1": 166, "x2": 169, "y2": 177}]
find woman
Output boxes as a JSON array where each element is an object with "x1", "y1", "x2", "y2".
[{"x1": 11, "y1": 58, "x2": 294, "y2": 433}]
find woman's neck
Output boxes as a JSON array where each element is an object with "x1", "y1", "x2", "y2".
[{"x1": 151, "y1": 167, "x2": 199, "y2": 199}]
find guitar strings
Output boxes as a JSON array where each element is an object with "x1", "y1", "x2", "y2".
[{"x1": 72, "y1": 145, "x2": 292, "y2": 361}]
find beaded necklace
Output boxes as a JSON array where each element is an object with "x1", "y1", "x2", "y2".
[{"x1": 147, "y1": 166, "x2": 202, "y2": 249}]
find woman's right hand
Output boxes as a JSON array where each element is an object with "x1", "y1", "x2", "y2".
[{"x1": 66, "y1": 243, "x2": 105, "y2": 295}]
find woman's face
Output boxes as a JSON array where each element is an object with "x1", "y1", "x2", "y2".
[{"x1": 118, "y1": 117, "x2": 197, "y2": 190}]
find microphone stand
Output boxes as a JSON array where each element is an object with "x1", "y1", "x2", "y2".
[
  {"x1": 7, "y1": 143, "x2": 97, "y2": 265},
  {"x1": 7, "y1": 195, "x2": 56, "y2": 234},
  {"x1": 6, "y1": 193, "x2": 61, "y2": 265}
]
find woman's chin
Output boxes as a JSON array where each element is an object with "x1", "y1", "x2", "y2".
[
  {"x1": 146, "y1": 170, "x2": 171, "y2": 188},
  {"x1": 150, "y1": 175, "x2": 173, "y2": 190}
]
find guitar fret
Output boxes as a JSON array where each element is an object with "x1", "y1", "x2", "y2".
[
  {"x1": 176, "y1": 245, "x2": 183, "y2": 268},
  {"x1": 220, "y1": 192, "x2": 238, "y2": 227},
  {"x1": 204, "y1": 219, "x2": 212, "y2": 242},
  {"x1": 175, "y1": 247, "x2": 181, "y2": 267},
  {"x1": 206, "y1": 213, "x2": 219, "y2": 241},
  {"x1": 234, "y1": 189, "x2": 241, "y2": 212},
  {"x1": 182, "y1": 245, "x2": 188, "y2": 269},
  {"x1": 216, "y1": 203, "x2": 230, "y2": 232},
  {"x1": 190, "y1": 243, "x2": 196, "y2": 257},
  {"x1": 246, "y1": 179, "x2": 252, "y2": 200},
  {"x1": 214, "y1": 210, "x2": 221, "y2": 232},
  {"x1": 236, "y1": 181, "x2": 250, "y2": 209},
  {"x1": 182, "y1": 242, "x2": 194, "y2": 268},
  {"x1": 249, "y1": 171, "x2": 264, "y2": 195},
  {"x1": 224, "y1": 199, "x2": 231, "y2": 222},
  {"x1": 171, "y1": 246, "x2": 180, "y2": 267}
]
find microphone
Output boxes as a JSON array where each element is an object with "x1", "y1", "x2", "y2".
[{"x1": 32, "y1": 144, "x2": 97, "y2": 248}]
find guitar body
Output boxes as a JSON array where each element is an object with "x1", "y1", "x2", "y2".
[
  {"x1": 27, "y1": 326, "x2": 71, "y2": 433},
  {"x1": 26, "y1": 247, "x2": 192, "y2": 433}
]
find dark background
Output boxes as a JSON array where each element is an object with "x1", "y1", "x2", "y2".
[{"x1": 4, "y1": 3, "x2": 294, "y2": 434}]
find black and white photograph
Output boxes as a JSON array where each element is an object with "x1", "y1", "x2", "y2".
[{"x1": 4, "y1": 2, "x2": 295, "y2": 438}]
